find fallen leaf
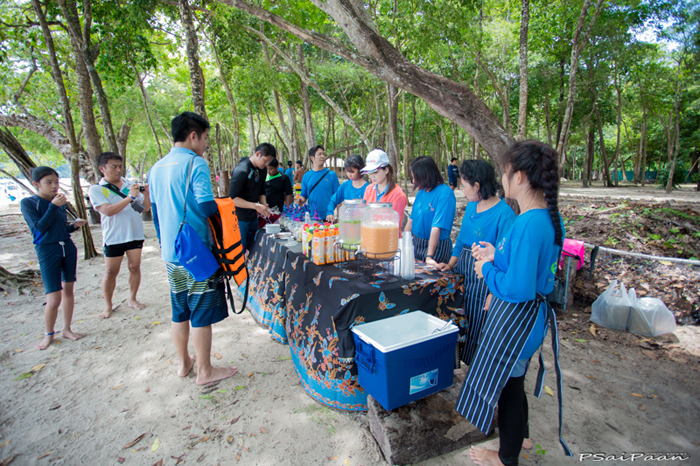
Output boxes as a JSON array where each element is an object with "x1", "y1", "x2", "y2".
[
  {"x1": 188, "y1": 435, "x2": 199, "y2": 440},
  {"x1": 329, "y1": 455, "x2": 340, "y2": 460},
  {"x1": 112, "y1": 384, "x2": 123, "y2": 390},
  {"x1": 1, "y1": 454, "x2": 19, "y2": 465},
  {"x1": 31, "y1": 364, "x2": 45, "y2": 373},
  {"x1": 659, "y1": 260, "x2": 672, "y2": 266},
  {"x1": 145, "y1": 387, "x2": 150, "y2": 393},
  {"x1": 591, "y1": 360, "x2": 601, "y2": 364},
  {"x1": 544, "y1": 386, "x2": 554, "y2": 397},
  {"x1": 236, "y1": 453, "x2": 241, "y2": 462},
  {"x1": 523, "y1": 453, "x2": 530, "y2": 460},
  {"x1": 242, "y1": 446, "x2": 249, "y2": 451},
  {"x1": 15, "y1": 373, "x2": 32, "y2": 380},
  {"x1": 278, "y1": 356, "x2": 292, "y2": 360},
  {"x1": 37, "y1": 451, "x2": 52, "y2": 459},
  {"x1": 197, "y1": 453, "x2": 206, "y2": 462},
  {"x1": 345, "y1": 459, "x2": 350, "y2": 466},
  {"x1": 14, "y1": 349, "x2": 21, "y2": 353},
  {"x1": 574, "y1": 339, "x2": 586, "y2": 343},
  {"x1": 217, "y1": 389, "x2": 227, "y2": 393},
  {"x1": 167, "y1": 360, "x2": 173, "y2": 365},
  {"x1": 49, "y1": 403, "x2": 61, "y2": 411},
  {"x1": 122, "y1": 433, "x2": 145, "y2": 449},
  {"x1": 94, "y1": 346, "x2": 101, "y2": 349},
  {"x1": 152, "y1": 321, "x2": 161, "y2": 325},
  {"x1": 631, "y1": 393, "x2": 643, "y2": 398},
  {"x1": 152, "y1": 459, "x2": 163, "y2": 466},
  {"x1": 182, "y1": 426, "x2": 192, "y2": 430},
  {"x1": 641, "y1": 349, "x2": 657, "y2": 360},
  {"x1": 589, "y1": 324, "x2": 597, "y2": 337},
  {"x1": 259, "y1": 427, "x2": 266, "y2": 434},
  {"x1": 234, "y1": 385, "x2": 245, "y2": 390},
  {"x1": 227, "y1": 435, "x2": 234, "y2": 444},
  {"x1": 230, "y1": 415, "x2": 241, "y2": 424},
  {"x1": 172, "y1": 453, "x2": 186, "y2": 465},
  {"x1": 213, "y1": 352, "x2": 222, "y2": 360},
  {"x1": 151, "y1": 437, "x2": 160, "y2": 452},
  {"x1": 638, "y1": 404, "x2": 646, "y2": 411},
  {"x1": 200, "y1": 435, "x2": 210, "y2": 443},
  {"x1": 0, "y1": 439, "x2": 9, "y2": 448},
  {"x1": 117, "y1": 457, "x2": 125, "y2": 464},
  {"x1": 248, "y1": 372, "x2": 254, "y2": 378}
]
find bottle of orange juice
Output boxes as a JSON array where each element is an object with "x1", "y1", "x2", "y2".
[
  {"x1": 325, "y1": 227, "x2": 334, "y2": 264},
  {"x1": 313, "y1": 227, "x2": 325, "y2": 265}
]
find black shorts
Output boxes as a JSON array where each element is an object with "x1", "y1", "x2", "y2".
[
  {"x1": 104, "y1": 240, "x2": 144, "y2": 258},
  {"x1": 449, "y1": 181, "x2": 458, "y2": 188}
]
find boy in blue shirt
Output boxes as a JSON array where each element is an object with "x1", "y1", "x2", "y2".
[
  {"x1": 298, "y1": 145, "x2": 339, "y2": 219},
  {"x1": 284, "y1": 161, "x2": 295, "y2": 180},
  {"x1": 149, "y1": 112, "x2": 236, "y2": 386},
  {"x1": 325, "y1": 154, "x2": 368, "y2": 221},
  {"x1": 448, "y1": 157, "x2": 460, "y2": 191}
]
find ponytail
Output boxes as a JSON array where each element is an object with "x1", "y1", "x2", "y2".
[
  {"x1": 501, "y1": 140, "x2": 563, "y2": 248},
  {"x1": 385, "y1": 165, "x2": 397, "y2": 196}
]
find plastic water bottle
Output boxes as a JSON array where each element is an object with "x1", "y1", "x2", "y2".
[{"x1": 304, "y1": 211, "x2": 311, "y2": 225}]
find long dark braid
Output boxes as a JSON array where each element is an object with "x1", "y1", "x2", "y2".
[{"x1": 501, "y1": 140, "x2": 563, "y2": 248}]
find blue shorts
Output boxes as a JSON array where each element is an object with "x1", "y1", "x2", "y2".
[
  {"x1": 36, "y1": 240, "x2": 78, "y2": 294},
  {"x1": 238, "y1": 219, "x2": 259, "y2": 251},
  {"x1": 166, "y1": 262, "x2": 228, "y2": 327}
]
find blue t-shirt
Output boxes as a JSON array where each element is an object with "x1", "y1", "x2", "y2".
[
  {"x1": 448, "y1": 164, "x2": 459, "y2": 184},
  {"x1": 326, "y1": 180, "x2": 369, "y2": 217},
  {"x1": 20, "y1": 195, "x2": 77, "y2": 245},
  {"x1": 300, "y1": 168, "x2": 339, "y2": 218},
  {"x1": 482, "y1": 209, "x2": 564, "y2": 303},
  {"x1": 409, "y1": 184, "x2": 456, "y2": 241},
  {"x1": 285, "y1": 167, "x2": 295, "y2": 180},
  {"x1": 148, "y1": 148, "x2": 215, "y2": 263},
  {"x1": 452, "y1": 199, "x2": 515, "y2": 257}
]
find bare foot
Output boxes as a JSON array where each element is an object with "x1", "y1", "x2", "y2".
[
  {"x1": 177, "y1": 354, "x2": 196, "y2": 377},
  {"x1": 62, "y1": 329, "x2": 82, "y2": 341},
  {"x1": 522, "y1": 438, "x2": 533, "y2": 450},
  {"x1": 128, "y1": 299, "x2": 147, "y2": 310},
  {"x1": 38, "y1": 333, "x2": 54, "y2": 350},
  {"x1": 196, "y1": 366, "x2": 238, "y2": 386},
  {"x1": 99, "y1": 307, "x2": 113, "y2": 319},
  {"x1": 468, "y1": 446, "x2": 504, "y2": 466}
]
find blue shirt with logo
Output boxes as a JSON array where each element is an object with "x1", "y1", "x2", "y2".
[
  {"x1": 285, "y1": 167, "x2": 295, "y2": 180},
  {"x1": 326, "y1": 180, "x2": 369, "y2": 217},
  {"x1": 409, "y1": 183, "x2": 456, "y2": 241},
  {"x1": 452, "y1": 199, "x2": 515, "y2": 257},
  {"x1": 148, "y1": 148, "x2": 215, "y2": 263},
  {"x1": 300, "y1": 168, "x2": 339, "y2": 219}
]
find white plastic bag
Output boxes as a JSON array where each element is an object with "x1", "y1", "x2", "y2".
[
  {"x1": 591, "y1": 280, "x2": 633, "y2": 331},
  {"x1": 627, "y1": 289, "x2": 677, "y2": 337}
]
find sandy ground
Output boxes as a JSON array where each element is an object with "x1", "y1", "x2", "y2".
[{"x1": 1, "y1": 184, "x2": 699, "y2": 466}]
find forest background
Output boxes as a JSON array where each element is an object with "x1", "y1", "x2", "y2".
[{"x1": 0, "y1": 0, "x2": 699, "y2": 259}]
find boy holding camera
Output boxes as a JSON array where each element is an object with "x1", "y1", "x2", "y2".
[{"x1": 89, "y1": 152, "x2": 150, "y2": 318}]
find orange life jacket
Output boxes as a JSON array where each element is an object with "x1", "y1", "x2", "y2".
[{"x1": 208, "y1": 197, "x2": 248, "y2": 314}]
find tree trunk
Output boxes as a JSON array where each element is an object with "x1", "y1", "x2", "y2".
[
  {"x1": 583, "y1": 125, "x2": 594, "y2": 188},
  {"x1": 556, "y1": 0, "x2": 605, "y2": 160},
  {"x1": 136, "y1": 73, "x2": 163, "y2": 158},
  {"x1": 593, "y1": 104, "x2": 612, "y2": 187},
  {"x1": 211, "y1": 33, "x2": 240, "y2": 164},
  {"x1": 299, "y1": 44, "x2": 316, "y2": 152},
  {"x1": 57, "y1": 0, "x2": 118, "y2": 153},
  {"x1": 516, "y1": 0, "x2": 529, "y2": 141},
  {"x1": 386, "y1": 83, "x2": 399, "y2": 171},
  {"x1": 248, "y1": 110, "x2": 256, "y2": 154},
  {"x1": 545, "y1": 93, "x2": 552, "y2": 146},
  {"x1": 179, "y1": 0, "x2": 217, "y2": 188},
  {"x1": 220, "y1": 0, "x2": 513, "y2": 167},
  {"x1": 665, "y1": 60, "x2": 683, "y2": 193},
  {"x1": 116, "y1": 120, "x2": 132, "y2": 158},
  {"x1": 641, "y1": 110, "x2": 648, "y2": 187},
  {"x1": 613, "y1": 73, "x2": 622, "y2": 186}
]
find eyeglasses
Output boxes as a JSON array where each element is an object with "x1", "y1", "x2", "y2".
[{"x1": 249, "y1": 169, "x2": 260, "y2": 183}]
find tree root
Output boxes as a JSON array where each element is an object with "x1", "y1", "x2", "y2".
[{"x1": 0, "y1": 266, "x2": 41, "y2": 294}]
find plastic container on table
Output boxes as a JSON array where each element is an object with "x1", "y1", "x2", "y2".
[
  {"x1": 351, "y1": 311, "x2": 459, "y2": 411},
  {"x1": 360, "y1": 202, "x2": 399, "y2": 260},
  {"x1": 338, "y1": 199, "x2": 366, "y2": 249}
]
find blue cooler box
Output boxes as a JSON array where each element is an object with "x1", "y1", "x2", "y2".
[{"x1": 352, "y1": 311, "x2": 459, "y2": 411}]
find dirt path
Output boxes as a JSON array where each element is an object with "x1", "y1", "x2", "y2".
[{"x1": 1, "y1": 193, "x2": 699, "y2": 465}]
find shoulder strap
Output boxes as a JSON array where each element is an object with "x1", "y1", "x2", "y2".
[
  {"x1": 181, "y1": 157, "x2": 194, "y2": 223},
  {"x1": 102, "y1": 182, "x2": 128, "y2": 199},
  {"x1": 308, "y1": 169, "x2": 329, "y2": 197}
]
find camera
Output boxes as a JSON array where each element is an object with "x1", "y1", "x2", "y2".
[{"x1": 139, "y1": 186, "x2": 146, "y2": 192}]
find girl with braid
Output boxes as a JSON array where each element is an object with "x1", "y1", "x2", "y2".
[{"x1": 455, "y1": 141, "x2": 572, "y2": 466}]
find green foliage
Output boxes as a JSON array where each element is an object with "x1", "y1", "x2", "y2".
[{"x1": 657, "y1": 160, "x2": 689, "y2": 189}]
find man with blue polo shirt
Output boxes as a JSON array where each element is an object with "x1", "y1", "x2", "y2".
[
  {"x1": 148, "y1": 111, "x2": 236, "y2": 386},
  {"x1": 298, "y1": 145, "x2": 339, "y2": 219}
]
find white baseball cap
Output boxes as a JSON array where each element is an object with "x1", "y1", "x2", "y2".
[{"x1": 361, "y1": 149, "x2": 390, "y2": 174}]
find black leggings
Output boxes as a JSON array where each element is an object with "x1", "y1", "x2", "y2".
[{"x1": 497, "y1": 375, "x2": 530, "y2": 466}]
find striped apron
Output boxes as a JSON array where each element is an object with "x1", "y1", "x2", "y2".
[
  {"x1": 413, "y1": 235, "x2": 452, "y2": 264},
  {"x1": 455, "y1": 295, "x2": 572, "y2": 457},
  {"x1": 455, "y1": 247, "x2": 490, "y2": 366}
]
